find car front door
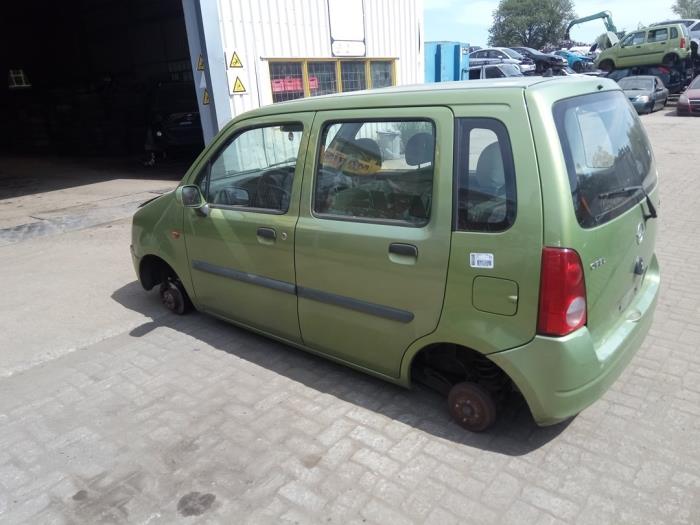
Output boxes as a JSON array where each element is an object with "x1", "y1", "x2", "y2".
[
  {"x1": 182, "y1": 113, "x2": 313, "y2": 342},
  {"x1": 294, "y1": 107, "x2": 453, "y2": 378},
  {"x1": 618, "y1": 31, "x2": 647, "y2": 66}
]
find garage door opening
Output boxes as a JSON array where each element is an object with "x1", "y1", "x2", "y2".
[{"x1": 3, "y1": 0, "x2": 203, "y2": 176}]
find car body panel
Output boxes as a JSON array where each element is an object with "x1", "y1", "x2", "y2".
[{"x1": 132, "y1": 76, "x2": 660, "y2": 426}]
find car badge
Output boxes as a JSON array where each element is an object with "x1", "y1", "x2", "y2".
[
  {"x1": 636, "y1": 221, "x2": 645, "y2": 245},
  {"x1": 590, "y1": 257, "x2": 606, "y2": 270}
]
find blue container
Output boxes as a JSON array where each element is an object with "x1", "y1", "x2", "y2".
[{"x1": 425, "y1": 41, "x2": 470, "y2": 82}]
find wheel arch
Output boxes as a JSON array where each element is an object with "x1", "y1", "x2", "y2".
[
  {"x1": 139, "y1": 254, "x2": 179, "y2": 291},
  {"x1": 401, "y1": 341, "x2": 515, "y2": 390}
]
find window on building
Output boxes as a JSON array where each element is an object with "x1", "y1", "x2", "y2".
[
  {"x1": 270, "y1": 62, "x2": 305, "y2": 103},
  {"x1": 370, "y1": 61, "x2": 393, "y2": 88},
  {"x1": 308, "y1": 61, "x2": 338, "y2": 96},
  {"x1": 340, "y1": 61, "x2": 367, "y2": 92},
  {"x1": 314, "y1": 119, "x2": 435, "y2": 226},
  {"x1": 268, "y1": 59, "x2": 395, "y2": 102},
  {"x1": 8, "y1": 69, "x2": 31, "y2": 89}
]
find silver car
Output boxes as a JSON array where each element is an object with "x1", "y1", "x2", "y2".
[{"x1": 468, "y1": 47, "x2": 536, "y2": 73}]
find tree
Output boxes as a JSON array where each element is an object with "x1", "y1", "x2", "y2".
[
  {"x1": 672, "y1": 0, "x2": 700, "y2": 18},
  {"x1": 488, "y1": 0, "x2": 576, "y2": 49}
]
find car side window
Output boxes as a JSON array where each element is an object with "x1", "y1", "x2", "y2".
[
  {"x1": 648, "y1": 28, "x2": 668, "y2": 42},
  {"x1": 468, "y1": 68, "x2": 481, "y2": 80},
  {"x1": 671, "y1": 27, "x2": 679, "y2": 39},
  {"x1": 485, "y1": 66, "x2": 504, "y2": 79},
  {"x1": 314, "y1": 119, "x2": 435, "y2": 226},
  {"x1": 197, "y1": 123, "x2": 303, "y2": 212},
  {"x1": 454, "y1": 118, "x2": 516, "y2": 232},
  {"x1": 623, "y1": 32, "x2": 645, "y2": 46}
]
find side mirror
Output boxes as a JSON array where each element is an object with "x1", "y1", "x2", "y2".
[
  {"x1": 181, "y1": 185, "x2": 203, "y2": 207},
  {"x1": 180, "y1": 185, "x2": 209, "y2": 216}
]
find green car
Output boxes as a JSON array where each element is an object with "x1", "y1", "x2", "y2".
[
  {"x1": 131, "y1": 77, "x2": 660, "y2": 431},
  {"x1": 596, "y1": 23, "x2": 691, "y2": 71}
]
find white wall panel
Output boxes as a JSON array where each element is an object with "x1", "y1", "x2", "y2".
[{"x1": 213, "y1": 0, "x2": 423, "y2": 123}]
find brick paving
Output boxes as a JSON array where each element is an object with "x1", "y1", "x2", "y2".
[{"x1": 1, "y1": 111, "x2": 699, "y2": 524}]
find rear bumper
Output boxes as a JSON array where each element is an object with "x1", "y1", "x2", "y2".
[{"x1": 490, "y1": 255, "x2": 660, "y2": 426}]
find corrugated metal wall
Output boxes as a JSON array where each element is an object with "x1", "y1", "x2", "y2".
[{"x1": 215, "y1": 0, "x2": 423, "y2": 120}]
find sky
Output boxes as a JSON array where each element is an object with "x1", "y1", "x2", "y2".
[{"x1": 424, "y1": 0, "x2": 677, "y2": 47}]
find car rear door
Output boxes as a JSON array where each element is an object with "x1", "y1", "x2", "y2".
[
  {"x1": 294, "y1": 107, "x2": 453, "y2": 378},
  {"x1": 436, "y1": 93, "x2": 544, "y2": 354},
  {"x1": 645, "y1": 27, "x2": 670, "y2": 64}
]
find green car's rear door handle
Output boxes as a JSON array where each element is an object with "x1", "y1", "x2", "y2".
[
  {"x1": 257, "y1": 227, "x2": 276, "y2": 241},
  {"x1": 389, "y1": 243, "x2": 418, "y2": 257}
]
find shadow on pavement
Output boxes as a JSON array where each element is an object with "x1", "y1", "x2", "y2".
[
  {"x1": 112, "y1": 280, "x2": 571, "y2": 456},
  {"x1": 0, "y1": 155, "x2": 191, "y2": 200}
]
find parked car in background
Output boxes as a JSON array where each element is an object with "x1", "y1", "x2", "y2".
[
  {"x1": 607, "y1": 65, "x2": 685, "y2": 94},
  {"x1": 677, "y1": 74, "x2": 700, "y2": 115},
  {"x1": 132, "y1": 76, "x2": 660, "y2": 432},
  {"x1": 555, "y1": 49, "x2": 596, "y2": 72},
  {"x1": 595, "y1": 23, "x2": 691, "y2": 71},
  {"x1": 511, "y1": 47, "x2": 567, "y2": 73},
  {"x1": 617, "y1": 75, "x2": 669, "y2": 113},
  {"x1": 144, "y1": 81, "x2": 203, "y2": 166},
  {"x1": 464, "y1": 62, "x2": 524, "y2": 79},
  {"x1": 468, "y1": 48, "x2": 536, "y2": 73}
]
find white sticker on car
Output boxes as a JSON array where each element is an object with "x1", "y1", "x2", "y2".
[{"x1": 470, "y1": 253, "x2": 494, "y2": 269}]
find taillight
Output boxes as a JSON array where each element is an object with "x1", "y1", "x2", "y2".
[
  {"x1": 537, "y1": 247, "x2": 587, "y2": 337},
  {"x1": 681, "y1": 37, "x2": 686, "y2": 49}
]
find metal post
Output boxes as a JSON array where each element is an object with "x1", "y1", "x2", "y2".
[{"x1": 181, "y1": 0, "x2": 232, "y2": 145}]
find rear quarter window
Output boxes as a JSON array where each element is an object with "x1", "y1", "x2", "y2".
[{"x1": 553, "y1": 91, "x2": 656, "y2": 228}]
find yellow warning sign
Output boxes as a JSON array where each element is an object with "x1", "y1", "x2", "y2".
[
  {"x1": 202, "y1": 89, "x2": 210, "y2": 105},
  {"x1": 232, "y1": 77, "x2": 246, "y2": 93},
  {"x1": 197, "y1": 54, "x2": 205, "y2": 71},
  {"x1": 229, "y1": 51, "x2": 243, "y2": 68}
]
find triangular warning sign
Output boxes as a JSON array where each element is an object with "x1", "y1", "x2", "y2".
[
  {"x1": 229, "y1": 51, "x2": 243, "y2": 68},
  {"x1": 232, "y1": 77, "x2": 246, "y2": 93},
  {"x1": 202, "y1": 89, "x2": 210, "y2": 105},
  {"x1": 197, "y1": 54, "x2": 205, "y2": 71}
]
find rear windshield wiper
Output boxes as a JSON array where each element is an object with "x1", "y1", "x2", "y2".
[{"x1": 598, "y1": 185, "x2": 657, "y2": 220}]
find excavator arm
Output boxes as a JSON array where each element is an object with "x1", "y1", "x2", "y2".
[{"x1": 566, "y1": 11, "x2": 618, "y2": 40}]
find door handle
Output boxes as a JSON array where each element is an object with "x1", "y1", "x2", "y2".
[
  {"x1": 257, "y1": 227, "x2": 276, "y2": 240},
  {"x1": 389, "y1": 243, "x2": 418, "y2": 257}
]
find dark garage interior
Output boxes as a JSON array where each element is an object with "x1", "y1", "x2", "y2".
[{"x1": 3, "y1": 0, "x2": 203, "y2": 165}]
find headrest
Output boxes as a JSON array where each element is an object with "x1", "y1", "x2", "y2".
[{"x1": 405, "y1": 132, "x2": 434, "y2": 166}]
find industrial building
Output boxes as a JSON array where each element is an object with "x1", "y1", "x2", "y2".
[{"x1": 4, "y1": 0, "x2": 424, "y2": 163}]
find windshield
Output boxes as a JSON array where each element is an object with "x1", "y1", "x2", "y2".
[
  {"x1": 690, "y1": 76, "x2": 700, "y2": 89},
  {"x1": 618, "y1": 78, "x2": 654, "y2": 91},
  {"x1": 501, "y1": 48, "x2": 523, "y2": 59},
  {"x1": 553, "y1": 91, "x2": 656, "y2": 227}
]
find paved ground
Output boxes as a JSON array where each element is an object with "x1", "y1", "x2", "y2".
[{"x1": 1, "y1": 109, "x2": 699, "y2": 525}]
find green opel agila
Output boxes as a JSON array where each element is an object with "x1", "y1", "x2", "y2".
[{"x1": 131, "y1": 77, "x2": 660, "y2": 431}]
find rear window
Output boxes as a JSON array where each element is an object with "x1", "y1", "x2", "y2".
[{"x1": 553, "y1": 91, "x2": 656, "y2": 228}]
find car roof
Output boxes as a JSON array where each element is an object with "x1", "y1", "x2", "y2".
[{"x1": 241, "y1": 77, "x2": 618, "y2": 118}]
